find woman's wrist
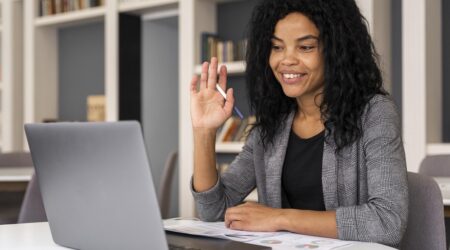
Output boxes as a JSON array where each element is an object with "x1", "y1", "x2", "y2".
[
  {"x1": 193, "y1": 127, "x2": 217, "y2": 141},
  {"x1": 274, "y1": 208, "x2": 293, "y2": 231}
]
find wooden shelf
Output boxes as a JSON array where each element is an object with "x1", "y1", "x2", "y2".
[
  {"x1": 35, "y1": 6, "x2": 106, "y2": 28},
  {"x1": 119, "y1": 0, "x2": 178, "y2": 14},
  {"x1": 216, "y1": 142, "x2": 244, "y2": 153},
  {"x1": 427, "y1": 143, "x2": 450, "y2": 155},
  {"x1": 195, "y1": 61, "x2": 246, "y2": 76},
  {"x1": 0, "y1": 167, "x2": 34, "y2": 182}
]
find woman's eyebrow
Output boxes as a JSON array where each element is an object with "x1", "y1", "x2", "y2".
[{"x1": 271, "y1": 35, "x2": 319, "y2": 42}]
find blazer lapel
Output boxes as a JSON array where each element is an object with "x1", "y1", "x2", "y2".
[
  {"x1": 264, "y1": 112, "x2": 294, "y2": 208},
  {"x1": 322, "y1": 128, "x2": 339, "y2": 209}
]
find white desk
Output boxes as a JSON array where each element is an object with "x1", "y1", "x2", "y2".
[
  {"x1": 0, "y1": 222, "x2": 69, "y2": 249},
  {"x1": 0, "y1": 222, "x2": 395, "y2": 250},
  {"x1": 433, "y1": 177, "x2": 450, "y2": 205}
]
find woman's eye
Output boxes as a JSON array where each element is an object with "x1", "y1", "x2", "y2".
[
  {"x1": 271, "y1": 45, "x2": 283, "y2": 51},
  {"x1": 300, "y1": 45, "x2": 315, "y2": 52}
]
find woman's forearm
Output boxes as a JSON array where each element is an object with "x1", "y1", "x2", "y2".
[
  {"x1": 278, "y1": 209, "x2": 338, "y2": 238},
  {"x1": 192, "y1": 128, "x2": 219, "y2": 192}
]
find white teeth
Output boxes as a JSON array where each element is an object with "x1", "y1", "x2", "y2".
[{"x1": 283, "y1": 73, "x2": 303, "y2": 79}]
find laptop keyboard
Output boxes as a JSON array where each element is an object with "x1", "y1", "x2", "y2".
[{"x1": 168, "y1": 244, "x2": 201, "y2": 250}]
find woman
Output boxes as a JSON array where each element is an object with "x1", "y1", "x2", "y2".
[{"x1": 189, "y1": 0, "x2": 408, "y2": 247}]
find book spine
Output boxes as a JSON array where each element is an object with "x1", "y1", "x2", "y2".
[{"x1": 217, "y1": 41, "x2": 224, "y2": 63}]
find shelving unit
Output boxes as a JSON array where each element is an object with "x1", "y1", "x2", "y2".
[
  {"x1": 194, "y1": 60, "x2": 246, "y2": 75},
  {"x1": 402, "y1": 0, "x2": 443, "y2": 170},
  {"x1": 24, "y1": 1, "x2": 107, "y2": 131},
  {"x1": 179, "y1": 0, "x2": 257, "y2": 217},
  {"x1": 18, "y1": 0, "x2": 448, "y2": 218},
  {"x1": 427, "y1": 144, "x2": 450, "y2": 156},
  {"x1": 1, "y1": 0, "x2": 24, "y2": 152},
  {"x1": 215, "y1": 142, "x2": 244, "y2": 153},
  {"x1": 23, "y1": 0, "x2": 180, "y2": 218},
  {"x1": 34, "y1": 6, "x2": 106, "y2": 27},
  {"x1": 119, "y1": 0, "x2": 178, "y2": 13},
  {"x1": 24, "y1": 0, "x2": 179, "y2": 129}
]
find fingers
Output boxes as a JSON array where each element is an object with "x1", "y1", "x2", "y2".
[
  {"x1": 229, "y1": 221, "x2": 246, "y2": 230},
  {"x1": 190, "y1": 75, "x2": 198, "y2": 95},
  {"x1": 225, "y1": 208, "x2": 243, "y2": 228},
  {"x1": 223, "y1": 88, "x2": 235, "y2": 117},
  {"x1": 199, "y1": 61, "x2": 209, "y2": 90},
  {"x1": 207, "y1": 57, "x2": 218, "y2": 89},
  {"x1": 218, "y1": 65, "x2": 227, "y2": 91}
]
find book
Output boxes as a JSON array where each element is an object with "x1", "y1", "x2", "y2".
[
  {"x1": 239, "y1": 115, "x2": 256, "y2": 142},
  {"x1": 219, "y1": 117, "x2": 241, "y2": 142},
  {"x1": 87, "y1": 95, "x2": 106, "y2": 122},
  {"x1": 216, "y1": 117, "x2": 235, "y2": 142},
  {"x1": 217, "y1": 41, "x2": 224, "y2": 63},
  {"x1": 225, "y1": 40, "x2": 234, "y2": 62},
  {"x1": 232, "y1": 117, "x2": 249, "y2": 141},
  {"x1": 200, "y1": 34, "x2": 245, "y2": 63},
  {"x1": 201, "y1": 32, "x2": 219, "y2": 62}
]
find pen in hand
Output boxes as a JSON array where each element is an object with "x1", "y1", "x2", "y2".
[{"x1": 215, "y1": 84, "x2": 244, "y2": 120}]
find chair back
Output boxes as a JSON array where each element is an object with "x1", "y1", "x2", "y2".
[
  {"x1": 18, "y1": 173, "x2": 47, "y2": 223},
  {"x1": 0, "y1": 152, "x2": 46, "y2": 223},
  {"x1": 400, "y1": 172, "x2": 446, "y2": 250},
  {"x1": 419, "y1": 154, "x2": 450, "y2": 177},
  {"x1": 158, "y1": 151, "x2": 178, "y2": 219}
]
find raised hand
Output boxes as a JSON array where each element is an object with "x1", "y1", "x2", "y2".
[{"x1": 190, "y1": 57, "x2": 234, "y2": 130}]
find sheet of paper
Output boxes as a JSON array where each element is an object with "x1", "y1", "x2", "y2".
[
  {"x1": 247, "y1": 233, "x2": 355, "y2": 250},
  {"x1": 164, "y1": 218, "x2": 285, "y2": 242},
  {"x1": 163, "y1": 218, "x2": 356, "y2": 250}
]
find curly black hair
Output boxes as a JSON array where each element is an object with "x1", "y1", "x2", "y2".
[{"x1": 245, "y1": 0, "x2": 386, "y2": 150}]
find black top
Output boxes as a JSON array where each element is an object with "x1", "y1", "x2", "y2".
[{"x1": 281, "y1": 129, "x2": 326, "y2": 211}]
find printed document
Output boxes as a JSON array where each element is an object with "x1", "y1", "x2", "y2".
[{"x1": 164, "y1": 218, "x2": 356, "y2": 250}]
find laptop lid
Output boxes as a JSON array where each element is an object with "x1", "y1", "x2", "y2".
[{"x1": 25, "y1": 121, "x2": 168, "y2": 250}]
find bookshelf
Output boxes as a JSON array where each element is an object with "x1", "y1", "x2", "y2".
[
  {"x1": 194, "y1": 60, "x2": 246, "y2": 76},
  {"x1": 23, "y1": 0, "x2": 180, "y2": 217},
  {"x1": 402, "y1": 0, "x2": 444, "y2": 170},
  {"x1": 119, "y1": 0, "x2": 178, "y2": 13},
  {"x1": 18, "y1": 0, "x2": 448, "y2": 218},
  {"x1": 24, "y1": 0, "x2": 162, "y2": 130},
  {"x1": 179, "y1": 0, "x2": 258, "y2": 217},
  {"x1": 216, "y1": 142, "x2": 244, "y2": 153},
  {"x1": 24, "y1": 1, "x2": 107, "y2": 131},
  {"x1": 34, "y1": 6, "x2": 106, "y2": 27},
  {"x1": 0, "y1": 0, "x2": 24, "y2": 152}
]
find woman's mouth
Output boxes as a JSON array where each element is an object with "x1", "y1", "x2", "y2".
[{"x1": 281, "y1": 73, "x2": 307, "y2": 84}]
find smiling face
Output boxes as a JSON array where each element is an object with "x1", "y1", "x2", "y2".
[{"x1": 269, "y1": 12, "x2": 325, "y2": 102}]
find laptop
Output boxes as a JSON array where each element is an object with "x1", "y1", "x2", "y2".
[{"x1": 25, "y1": 121, "x2": 267, "y2": 250}]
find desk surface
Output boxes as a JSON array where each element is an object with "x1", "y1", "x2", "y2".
[
  {"x1": 434, "y1": 177, "x2": 450, "y2": 205},
  {"x1": 0, "y1": 166, "x2": 34, "y2": 182},
  {"x1": 0, "y1": 222, "x2": 395, "y2": 250}
]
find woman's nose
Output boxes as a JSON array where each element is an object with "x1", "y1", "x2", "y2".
[{"x1": 281, "y1": 49, "x2": 299, "y2": 66}]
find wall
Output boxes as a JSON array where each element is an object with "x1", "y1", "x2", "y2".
[
  {"x1": 58, "y1": 22, "x2": 105, "y2": 121},
  {"x1": 142, "y1": 15, "x2": 179, "y2": 218}
]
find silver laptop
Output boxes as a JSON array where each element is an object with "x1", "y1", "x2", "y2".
[{"x1": 25, "y1": 121, "x2": 169, "y2": 250}]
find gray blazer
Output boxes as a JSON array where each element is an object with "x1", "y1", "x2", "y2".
[{"x1": 192, "y1": 95, "x2": 408, "y2": 248}]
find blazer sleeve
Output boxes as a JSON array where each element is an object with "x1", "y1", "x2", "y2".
[
  {"x1": 191, "y1": 129, "x2": 258, "y2": 222},
  {"x1": 335, "y1": 96, "x2": 409, "y2": 247}
]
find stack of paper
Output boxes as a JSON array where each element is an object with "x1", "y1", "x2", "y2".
[{"x1": 164, "y1": 218, "x2": 356, "y2": 250}]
